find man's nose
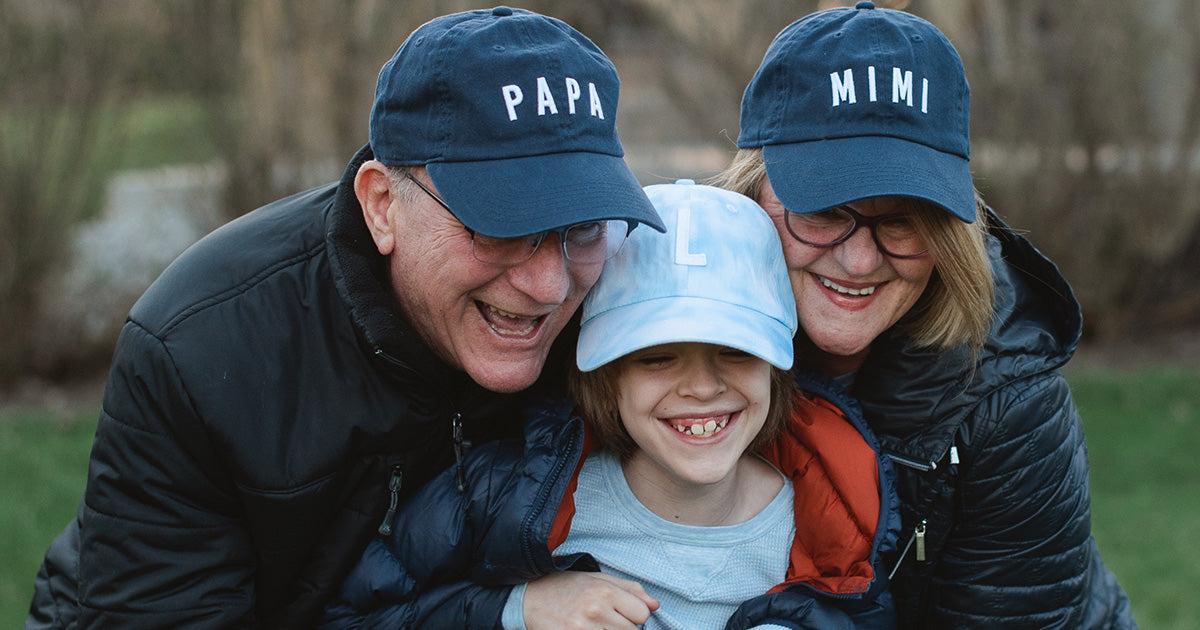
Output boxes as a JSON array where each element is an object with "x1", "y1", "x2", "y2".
[{"x1": 506, "y1": 232, "x2": 571, "y2": 305}]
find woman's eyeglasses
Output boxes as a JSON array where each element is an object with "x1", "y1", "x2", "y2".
[{"x1": 784, "y1": 204, "x2": 929, "y2": 259}]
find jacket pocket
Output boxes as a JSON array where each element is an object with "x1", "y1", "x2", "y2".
[{"x1": 237, "y1": 452, "x2": 407, "y2": 629}]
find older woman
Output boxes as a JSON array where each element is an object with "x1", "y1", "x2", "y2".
[{"x1": 714, "y1": 3, "x2": 1136, "y2": 629}]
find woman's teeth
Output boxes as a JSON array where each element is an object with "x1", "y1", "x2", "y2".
[
  {"x1": 672, "y1": 417, "x2": 730, "y2": 438},
  {"x1": 820, "y1": 276, "x2": 876, "y2": 296}
]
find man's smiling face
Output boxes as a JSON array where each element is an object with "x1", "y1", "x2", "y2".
[{"x1": 375, "y1": 167, "x2": 601, "y2": 393}]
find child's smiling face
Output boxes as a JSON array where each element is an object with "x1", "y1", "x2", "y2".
[{"x1": 615, "y1": 342, "x2": 772, "y2": 496}]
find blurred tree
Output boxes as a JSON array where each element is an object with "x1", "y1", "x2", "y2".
[
  {"x1": 162, "y1": 0, "x2": 244, "y2": 216},
  {"x1": 937, "y1": 0, "x2": 1200, "y2": 338},
  {"x1": 232, "y1": 0, "x2": 389, "y2": 213},
  {"x1": 226, "y1": 0, "x2": 650, "y2": 212},
  {"x1": 1126, "y1": 2, "x2": 1200, "y2": 332},
  {"x1": 0, "y1": 1, "x2": 143, "y2": 384}
]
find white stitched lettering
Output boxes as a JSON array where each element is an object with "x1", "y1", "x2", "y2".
[
  {"x1": 502, "y1": 85, "x2": 523, "y2": 121},
  {"x1": 503, "y1": 77, "x2": 605, "y2": 121},
  {"x1": 893, "y1": 67, "x2": 913, "y2": 106},
  {"x1": 588, "y1": 82, "x2": 604, "y2": 119},
  {"x1": 831, "y1": 69, "x2": 856, "y2": 107},
  {"x1": 829, "y1": 65, "x2": 932, "y2": 113},
  {"x1": 565, "y1": 78, "x2": 581, "y2": 114},
  {"x1": 674, "y1": 206, "x2": 706, "y2": 266},
  {"x1": 536, "y1": 77, "x2": 558, "y2": 116}
]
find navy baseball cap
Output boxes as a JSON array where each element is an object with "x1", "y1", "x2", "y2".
[
  {"x1": 738, "y1": 1, "x2": 975, "y2": 223},
  {"x1": 369, "y1": 6, "x2": 664, "y2": 238}
]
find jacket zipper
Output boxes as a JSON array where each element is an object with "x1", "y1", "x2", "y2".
[
  {"x1": 886, "y1": 444, "x2": 960, "y2": 471},
  {"x1": 888, "y1": 518, "x2": 928, "y2": 579},
  {"x1": 883, "y1": 448, "x2": 943, "y2": 577},
  {"x1": 451, "y1": 412, "x2": 471, "y2": 493},
  {"x1": 374, "y1": 411, "x2": 469, "y2": 536},
  {"x1": 886, "y1": 452, "x2": 937, "y2": 472},
  {"x1": 885, "y1": 444, "x2": 961, "y2": 577},
  {"x1": 377, "y1": 464, "x2": 405, "y2": 536},
  {"x1": 520, "y1": 426, "x2": 581, "y2": 569}
]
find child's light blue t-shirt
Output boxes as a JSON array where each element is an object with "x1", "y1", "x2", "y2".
[{"x1": 502, "y1": 451, "x2": 795, "y2": 630}]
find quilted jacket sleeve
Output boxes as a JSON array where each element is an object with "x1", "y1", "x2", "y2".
[
  {"x1": 26, "y1": 507, "x2": 82, "y2": 630},
  {"x1": 929, "y1": 371, "x2": 1133, "y2": 628},
  {"x1": 77, "y1": 322, "x2": 257, "y2": 628},
  {"x1": 320, "y1": 440, "x2": 526, "y2": 629},
  {"x1": 725, "y1": 588, "x2": 896, "y2": 630},
  {"x1": 321, "y1": 544, "x2": 512, "y2": 630}
]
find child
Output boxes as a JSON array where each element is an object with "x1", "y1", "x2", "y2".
[{"x1": 322, "y1": 181, "x2": 899, "y2": 629}]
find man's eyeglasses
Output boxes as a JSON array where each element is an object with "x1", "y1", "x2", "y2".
[
  {"x1": 403, "y1": 171, "x2": 631, "y2": 266},
  {"x1": 784, "y1": 204, "x2": 929, "y2": 259}
]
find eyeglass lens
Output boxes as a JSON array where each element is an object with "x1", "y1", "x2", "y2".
[
  {"x1": 402, "y1": 169, "x2": 630, "y2": 265},
  {"x1": 471, "y1": 220, "x2": 629, "y2": 265},
  {"x1": 785, "y1": 206, "x2": 928, "y2": 258}
]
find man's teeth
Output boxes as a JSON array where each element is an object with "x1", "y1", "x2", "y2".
[
  {"x1": 486, "y1": 305, "x2": 538, "y2": 336},
  {"x1": 820, "y1": 276, "x2": 876, "y2": 296},
  {"x1": 673, "y1": 417, "x2": 729, "y2": 438}
]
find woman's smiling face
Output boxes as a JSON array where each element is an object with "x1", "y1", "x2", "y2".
[{"x1": 758, "y1": 178, "x2": 935, "y2": 374}]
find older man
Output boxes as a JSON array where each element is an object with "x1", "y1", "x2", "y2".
[{"x1": 27, "y1": 8, "x2": 662, "y2": 629}]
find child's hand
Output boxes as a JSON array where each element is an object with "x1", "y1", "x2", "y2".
[{"x1": 523, "y1": 571, "x2": 660, "y2": 630}]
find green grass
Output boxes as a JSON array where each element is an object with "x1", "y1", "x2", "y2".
[
  {"x1": 0, "y1": 408, "x2": 96, "y2": 628},
  {"x1": 1074, "y1": 367, "x2": 1200, "y2": 629},
  {"x1": 1, "y1": 367, "x2": 1196, "y2": 628}
]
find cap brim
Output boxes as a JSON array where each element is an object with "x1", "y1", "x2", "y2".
[
  {"x1": 763, "y1": 137, "x2": 976, "y2": 222},
  {"x1": 576, "y1": 296, "x2": 794, "y2": 372},
  {"x1": 427, "y1": 152, "x2": 665, "y2": 237}
]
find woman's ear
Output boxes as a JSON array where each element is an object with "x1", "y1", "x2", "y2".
[{"x1": 355, "y1": 160, "x2": 397, "y2": 255}]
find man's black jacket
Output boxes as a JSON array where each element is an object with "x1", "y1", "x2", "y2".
[{"x1": 26, "y1": 146, "x2": 559, "y2": 629}]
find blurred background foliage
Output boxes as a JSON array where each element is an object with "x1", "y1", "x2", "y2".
[{"x1": 2, "y1": 0, "x2": 1200, "y2": 388}]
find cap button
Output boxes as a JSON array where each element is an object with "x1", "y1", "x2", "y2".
[
  {"x1": 675, "y1": 178, "x2": 696, "y2": 186},
  {"x1": 855, "y1": 1, "x2": 876, "y2": 9},
  {"x1": 492, "y1": 6, "x2": 513, "y2": 16}
]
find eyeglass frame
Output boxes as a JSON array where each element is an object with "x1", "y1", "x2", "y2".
[
  {"x1": 783, "y1": 204, "x2": 930, "y2": 259},
  {"x1": 400, "y1": 170, "x2": 632, "y2": 266}
]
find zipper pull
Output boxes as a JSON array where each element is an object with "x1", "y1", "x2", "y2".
[
  {"x1": 451, "y1": 413, "x2": 469, "y2": 493},
  {"x1": 888, "y1": 518, "x2": 931, "y2": 579},
  {"x1": 377, "y1": 465, "x2": 404, "y2": 536}
]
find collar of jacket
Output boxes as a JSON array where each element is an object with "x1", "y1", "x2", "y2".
[{"x1": 324, "y1": 144, "x2": 462, "y2": 395}]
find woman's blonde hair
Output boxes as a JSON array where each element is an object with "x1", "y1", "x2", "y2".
[
  {"x1": 710, "y1": 147, "x2": 994, "y2": 355},
  {"x1": 569, "y1": 358, "x2": 795, "y2": 460}
]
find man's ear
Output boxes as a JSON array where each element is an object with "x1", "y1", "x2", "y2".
[{"x1": 355, "y1": 160, "x2": 397, "y2": 255}]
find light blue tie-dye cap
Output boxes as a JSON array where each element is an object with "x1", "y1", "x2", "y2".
[{"x1": 576, "y1": 180, "x2": 797, "y2": 371}]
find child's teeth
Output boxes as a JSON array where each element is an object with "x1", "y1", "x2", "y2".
[{"x1": 677, "y1": 417, "x2": 729, "y2": 438}]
